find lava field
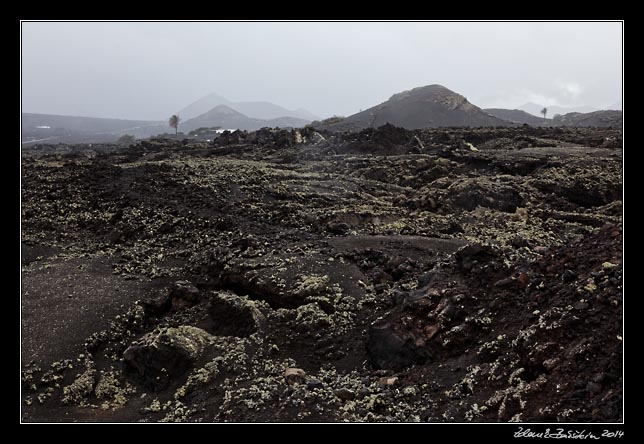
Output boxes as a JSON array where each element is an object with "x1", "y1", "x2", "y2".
[{"x1": 21, "y1": 125, "x2": 623, "y2": 422}]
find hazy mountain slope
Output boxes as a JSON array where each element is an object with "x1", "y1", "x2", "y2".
[
  {"x1": 180, "y1": 105, "x2": 309, "y2": 132},
  {"x1": 292, "y1": 108, "x2": 320, "y2": 121},
  {"x1": 484, "y1": 108, "x2": 547, "y2": 126},
  {"x1": 231, "y1": 101, "x2": 318, "y2": 121}
]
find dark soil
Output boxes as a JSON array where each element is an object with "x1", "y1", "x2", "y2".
[{"x1": 20, "y1": 125, "x2": 622, "y2": 422}]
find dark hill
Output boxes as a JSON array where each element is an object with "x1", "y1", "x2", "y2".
[
  {"x1": 315, "y1": 85, "x2": 510, "y2": 132},
  {"x1": 553, "y1": 110, "x2": 623, "y2": 128}
]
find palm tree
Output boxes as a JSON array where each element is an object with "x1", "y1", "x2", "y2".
[
  {"x1": 169, "y1": 115, "x2": 180, "y2": 135},
  {"x1": 541, "y1": 107, "x2": 548, "y2": 120}
]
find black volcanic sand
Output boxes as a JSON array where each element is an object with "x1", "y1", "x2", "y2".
[{"x1": 21, "y1": 126, "x2": 622, "y2": 422}]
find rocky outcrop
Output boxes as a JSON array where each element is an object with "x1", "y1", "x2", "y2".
[
  {"x1": 208, "y1": 292, "x2": 267, "y2": 337},
  {"x1": 123, "y1": 326, "x2": 214, "y2": 389}
]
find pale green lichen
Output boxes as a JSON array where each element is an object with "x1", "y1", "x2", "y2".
[
  {"x1": 94, "y1": 370, "x2": 136, "y2": 410},
  {"x1": 144, "y1": 398, "x2": 162, "y2": 413},
  {"x1": 584, "y1": 278, "x2": 597, "y2": 292},
  {"x1": 293, "y1": 303, "x2": 333, "y2": 332},
  {"x1": 160, "y1": 400, "x2": 194, "y2": 422},
  {"x1": 293, "y1": 274, "x2": 330, "y2": 297},
  {"x1": 62, "y1": 363, "x2": 96, "y2": 406},
  {"x1": 174, "y1": 358, "x2": 222, "y2": 400}
]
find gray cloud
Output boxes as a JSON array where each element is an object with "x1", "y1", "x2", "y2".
[{"x1": 21, "y1": 21, "x2": 623, "y2": 120}]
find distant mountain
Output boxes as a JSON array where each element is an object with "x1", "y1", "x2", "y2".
[
  {"x1": 180, "y1": 105, "x2": 310, "y2": 132},
  {"x1": 552, "y1": 110, "x2": 623, "y2": 128},
  {"x1": 315, "y1": 84, "x2": 510, "y2": 132},
  {"x1": 229, "y1": 101, "x2": 319, "y2": 121},
  {"x1": 176, "y1": 93, "x2": 232, "y2": 121},
  {"x1": 21, "y1": 113, "x2": 164, "y2": 144},
  {"x1": 519, "y1": 102, "x2": 597, "y2": 118},
  {"x1": 607, "y1": 101, "x2": 622, "y2": 111},
  {"x1": 180, "y1": 105, "x2": 250, "y2": 131},
  {"x1": 176, "y1": 93, "x2": 319, "y2": 122},
  {"x1": 484, "y1": 108, "x2": 547, "y2": 126}
]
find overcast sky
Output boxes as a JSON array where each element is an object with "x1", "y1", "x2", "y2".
[{"x1": 21, "y1": 21, "x2": 622, "y2": 120}]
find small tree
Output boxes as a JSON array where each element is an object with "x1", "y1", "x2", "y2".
[
  {"x1": 541, "y1": 107, "x2": 548, "y2": 120},
  {"x1": 169, "y1": 114, "x2": 180, "y2": 135}
]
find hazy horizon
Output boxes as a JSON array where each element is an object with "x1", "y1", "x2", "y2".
[{"x1": 21, "y1": 21, "x2": 623, "y2": 121}]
